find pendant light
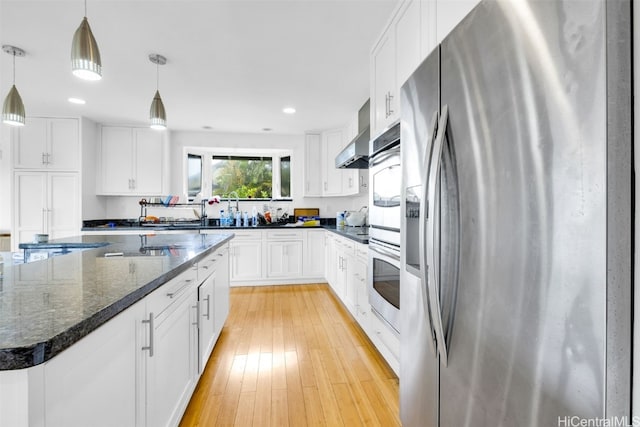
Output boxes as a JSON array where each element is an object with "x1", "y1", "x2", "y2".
[
  {"x1": 2, "y1": 45, "x2": 26, "y2": 127},
  {"x1": 149, "y1": 54, "x2": 167, "y2": 130},
  {"x1": 71, "y1": 0, "x2": 102, "y2": 81}
]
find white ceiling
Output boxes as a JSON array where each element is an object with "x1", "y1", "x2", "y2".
[{"x1": 0, "y1": 0, "x2": 396, "y2": 134}]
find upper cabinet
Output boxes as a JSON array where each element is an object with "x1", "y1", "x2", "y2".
[
  {"x1": 370, "y1": 0, "x2": 427, "y2": 136},
  {"x1": 12, "y1": 117, "x2": 80, "y2": 171},
  {"x1": 98, "y1": 126, "x2": 166, "y2": 196},
  {"x1": 303, "y1": 130, "x2": 364, "y2": 198}
]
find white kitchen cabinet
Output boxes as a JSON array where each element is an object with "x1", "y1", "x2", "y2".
[
  {"x1": 13, "y1": 171, "x2": 80, "y2": 248},
  {"x1": 229, "y1": 231, "x2": 263, "y2": 282},
  {"x1": 266, "y1": 231, "x2": 303, "y2": 278},
  {"x1": 304, "y1": 133, "x2": 323, "y2": 197},
  {"x1": 303, "y1": 229, "x2": 326, "y2": 278},
  {"x1": 370, "y1": 0, "x2": 428, "y2": 136},
  {"x1": 436, "y1": 0, "x2": 481, "y2": 44},
  {"x1": 304, "y1": 130, "x2": 362, "y2": 198},
  {"x1": 322, "y1": 129, "x2": 345, "y2": 196},
  {"x1": 197, "y1": 274, "x2": 216, "y2": 373},
  {"x1": 43, "y1": 298, "x2": 145, "y2": 427},
  {"x1": 371, "y1": 28, "x2": 397, "y2": 136},
  {"x1": 144, "y1": 269, "x2": 199, "y2": 427},
  {"x1": 352, "y1": 245, "x2": 370, "y2": 331},
  {"x1": 12, "y1": 117, "x2": 80, "y2": 171},
  {"x1": 98, "y1": 126, "x2": 165, "y2": 196},
  {"x1": 213, "y1": 245, "x2": 230, "y2": 340},
  {"x1": 325, "y1": 233, "x2": 338, "y2": 291}
]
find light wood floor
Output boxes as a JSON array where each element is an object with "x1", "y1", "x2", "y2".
[{"x1": 179, "y1": 284, "x2": 400, "y2": 427}]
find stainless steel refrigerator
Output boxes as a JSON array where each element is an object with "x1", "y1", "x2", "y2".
[{"x1": 399, "y1": 1, "x2": 632, "y2": 426}]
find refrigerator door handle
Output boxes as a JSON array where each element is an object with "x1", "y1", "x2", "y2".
[
  {"x1": 419, "y1": 109, "x2": 440, "y2": 357},
  {"x1": 427, "y1": 104, "x2": 450, "y2": 366}
]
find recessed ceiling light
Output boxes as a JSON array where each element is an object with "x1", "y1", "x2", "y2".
[
  {"x1": 282, "y1": 107, "x2": 296, "y2": 114},
  {"x1": 202, "y1": 125, "x2": 213, "y2": 130},
  {"x1": 262, "y1": 127, "x2": 272, "y2": 132},
  {"x1": 68, "y1": 97, "x2": 86, "y2": 105}
]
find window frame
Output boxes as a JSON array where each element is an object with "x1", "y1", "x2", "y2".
[{"x1": 184, "y1": 148, "x2": 293, "y2": 201}]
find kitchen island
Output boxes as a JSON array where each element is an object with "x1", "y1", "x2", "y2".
[{"x1": 0, "y1": 232, "x2": 233, "y2": 427}]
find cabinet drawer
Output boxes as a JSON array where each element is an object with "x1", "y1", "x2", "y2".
[
  {"x1": 232, "y1": 230, "x2": 263, "y2": 240},
  {"x1": 266, "y1": 230, "x2": 303, "y2": 240},
  {"x1": 197, "y1": 250, "x2": 223, "y2": 282},
  {"x1": 355, "y1": 243, "x2": 368, "y2": 261},
  {"x1": 370, "y1": 308, "x2": 400, "y2": 360},
  {"x1": 338, "y1": 237, "x2": 355, "y2": 255},
  {"x1": 147, "y1": 265, "x2": 198, "y2": 318}
]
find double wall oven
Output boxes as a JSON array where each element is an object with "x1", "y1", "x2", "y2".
[{"x1": 368, "y1": 121, "x2": 401, "y2": 333}]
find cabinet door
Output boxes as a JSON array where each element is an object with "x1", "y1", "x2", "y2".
[
  {"x1": 14, "y1": 172, "x2": 46, "y2": 245},
  {"x1": 214, "y1": 247, "x2": 230, "y2": 338},
  {"x1": 304, "y1": 133, "x2": 323, "y2": 197},
  {"x1": 266, "y1": 240, "x2": 303, "y2": 278},
  {"x1": 436, "y1": 0, "x2": 481, "y2": 44},
  {"x1": 342, "y1": 169, "x2": 360, "y2": 196},
  {"x1": 146, "y1": 289, "x2": 198, "y2": 427},
  {"x1": 12, "y1": 117, "x2": 47, "y2": 169},
  {"x1": 353, "y1": 256, "x2": 370, "y2": 331},
  {"x1": 99, "y1": 127, "x2": 134, "y2": 194},
  {"x1": 198, "y1": 275, "x2": 216, "y2": 373},
  {"x1": 134, "y1": 128, "x2": 164, "y2": 195},
  {"x1": 230, "y1": 241, "x2": 262, "y2": 282},
  {"x1": 44, "y1": 300, "x2": 144, "y2": 427},
  {"x1": 48, "y1": 173, "x2": 80, "y2": 240},
  {"x1": 48, "y1": 118, "x2": 80, "y2": 170},
  {"x1": 322, "y1": 130, "x2": 344, "y2": 196},
  {"x1": 304, "y1": 230, "x2": 326, "y2": 277},
  {"x1": 325, "y1": 234, "x2": 337, "y2": 287},
  {"x1": 371, "y1": 29, "x2": 396, "y2": 135},
  {"x1": 396, "y1": 0, "x2": 422, "y2": 88},
  {"x1": 344, "y1": 252, "x2": 358, "y2": 317}
]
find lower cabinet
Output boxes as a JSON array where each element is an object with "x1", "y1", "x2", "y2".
[
  {"x1": 32, "y1": 244, "x2": 231, "y2": 427},
  {"x1": 228, "y1": 231, "x2": 263, "y2": 282},
  {"x1": 145, "y1": 283, "x2": 199, "y2": 427},
  {"x1": 44, "y1": 297, "x2": 144, "y2": 427},
  {"x1": 266, "y1": 231, "x2": 303, "y2": 278}
]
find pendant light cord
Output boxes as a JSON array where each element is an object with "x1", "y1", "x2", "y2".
[
  {"x1": 12, "y1": 51, "x2": 15, "y2": 85},
  {"x1": 156, "y1": 62, "x2": 160, "y2": 91},
  {"x1": 84, "y1": 0, "x2": 87, "y2": 17}
]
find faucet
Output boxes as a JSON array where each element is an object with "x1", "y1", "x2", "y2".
[{"x1": 228, "y1": 191, "x2": 240, "y2": 215}]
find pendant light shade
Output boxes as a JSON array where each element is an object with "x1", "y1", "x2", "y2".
[
  {"x1": 150, "y1": 90, "x2": 166, "y2": 130},
  {"x1": 2, "y1": 45, "x2": 26, "y2": 127},
  {"x1": 71, "y1": 4, "x2": 102, "y2": 81},
  {"x1": 149, "y1": 54, "x2": 167, "y2": 130}
]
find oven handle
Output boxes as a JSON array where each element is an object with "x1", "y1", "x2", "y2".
[
  {"x1": 369, "y1": 243, "x2": 400, "y2": 262},
  {"x1": 420, "y1": 109, "x2": 440, "y2": 358},
  {"x1": 427, "y1": 104, "x2": 449, "y2": 366},
  {"x1": 368, "y1": 146, "x2": 400, "y2": 168}
]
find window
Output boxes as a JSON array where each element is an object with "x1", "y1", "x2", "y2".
[
  {"x1": 187, "y1": 154, "x2": 202, "y2": 197},
  {"x1": 280, "y1": 156, "x2": 290, "y2": 198},
  {"x1": 185, "y1": 149, "x2": 292, "y2": 200},
  {"x1": 211, "y1": 156, "x2": 273, "y2": 199}
]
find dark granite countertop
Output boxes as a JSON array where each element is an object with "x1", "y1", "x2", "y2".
[
  {"x1": 324, "y1": 226, "x2": 369, "y2": 244},
  {"x1": 0, "y1": 233, "x2": 233, "y2": 371},
  {"x1": 82, "y1": 222, "x2": 369, "y2": 244}
]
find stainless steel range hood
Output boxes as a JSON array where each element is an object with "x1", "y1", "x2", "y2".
[{"x1": 336, "y1": 99, "x2": 370, "y2": 169}]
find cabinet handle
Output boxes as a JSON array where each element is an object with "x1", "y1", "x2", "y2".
[
  {"x1": 324, "y1": 182, "x2": 328, "y2": 191},
  {"x1": 131, "y1": 179, "x2": 136, "y2": 189},
  {"x1": 387, "y1": 92, "x2": 394, "y2": 117},
  {"x1": 192, "y1": 304, "x2": 200, "y2": 327},
  {"x1": 203, "y1": 294, "x2": 211, "y2": 320},
  {"x1": 349, "y1": 177, "x2": 353, "y2": 188},
  {"x1": 384, "y1": 93, "x2": 389, "y2": 118},
  {"x1": 142, "y1": 312, "x2": 154, "y2": 357},
  {"x1": 41, "y1": 153, "x2": 46, "y2": 165},
  {"x1": 166, "y1": 279, "x2": 193, "y2": 298}
]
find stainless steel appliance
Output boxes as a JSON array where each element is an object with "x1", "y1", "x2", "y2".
[
  {"x1": 399, "y1": 1, "x2": 632, "y2": 426},
  {"x1": 368, "y1": 121, "x2": 401, "y2": 246},
  {"x1": 336, "y1": 100, "x2": 370, "y2": 169},
  {"x1": 368, "y1": 238, "x2": 400, "y2": 333}
]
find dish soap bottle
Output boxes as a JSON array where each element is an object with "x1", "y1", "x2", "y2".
[{"x1": 252, "y1": 207, "x2": 258, "y2": 227}]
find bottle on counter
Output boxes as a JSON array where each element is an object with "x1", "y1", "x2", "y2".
[
  {"x1": 235, "y1": 212, "x2": 241, "y2": 227},
  {"x1": 220, "y1": 209, "x2": 226, "y2": 227},
  {"x1": 243, "y1": 211, "x2": 249, "y2": 227},
  {"x1": 252, "y1": 207, "x2": 258, "y2": 227}
]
